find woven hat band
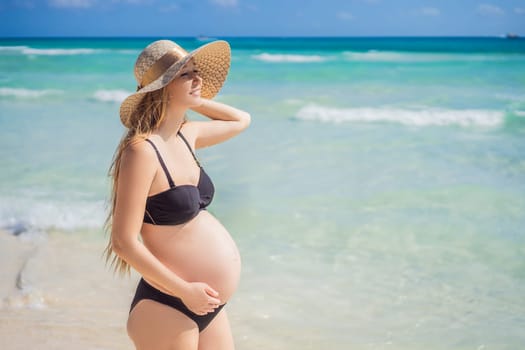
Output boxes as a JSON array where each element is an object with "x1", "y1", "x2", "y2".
[{"x1": 140, "y1": 47, "x2": 188, "y2": 88}]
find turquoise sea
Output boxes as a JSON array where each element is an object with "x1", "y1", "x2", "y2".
[{"x1": 1, "y1": 37, "x2": 525, "y2": 349}]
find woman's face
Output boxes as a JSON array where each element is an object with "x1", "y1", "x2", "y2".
[{"x1": 166, "y1": 59, "x2": 202, "y2": 108}]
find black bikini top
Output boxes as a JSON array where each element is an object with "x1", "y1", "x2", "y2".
[{"x1": 143, "y1": 132, "x2": 214, "y2": 226}]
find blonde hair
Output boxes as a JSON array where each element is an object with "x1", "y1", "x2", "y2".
[{"x1": 103, "y1": 87, "x2": 170, "y2": 275}]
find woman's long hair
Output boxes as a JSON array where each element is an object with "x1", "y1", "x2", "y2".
[{"x1": 103, "y1": 87, "x2": 170, "y2": 275}]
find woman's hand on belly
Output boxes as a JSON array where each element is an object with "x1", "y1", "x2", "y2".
[{"x1": 180, "y1": 281, "x2": 222, "y2": 315}]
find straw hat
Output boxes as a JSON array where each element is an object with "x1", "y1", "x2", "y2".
[{"x1": 119, "y1": 39, "x2": 231, "y2": 128}]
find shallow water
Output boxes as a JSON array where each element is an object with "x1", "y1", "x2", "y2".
[{"x1": 1, "y1": 37, "x2": 525, "y2": 349}]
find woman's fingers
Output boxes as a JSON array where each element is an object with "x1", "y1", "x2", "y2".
[
  {"x1": 208, "y1": 296, "x2": 221, "y2": 306},
  {"x1": 203, "y1": 284, "x2": 220, "y2": 308},
  {"x1": 197, "y1": 307, "x2": 218, "y2": 315},
  {"x1": 197, "y1": 300, "x2": 222, "y2": 315},
  {"x1": 205, "y1": 285, "x2": 219, "y2": 298},
  {"x1": 183, "y1": 282, "x2": 221, "y2": 315}
]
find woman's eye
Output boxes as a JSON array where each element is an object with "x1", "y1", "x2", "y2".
[{"x1": 179, "y1": 70, "x2": 198, "y2": 79}]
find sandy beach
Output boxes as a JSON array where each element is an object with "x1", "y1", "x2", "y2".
[
  {"x1": 0, "y1": 230, "x2": 138, "y2": 350},
  {"x1": 0, "y1": 230, "x2": 315, "y2": 350}
]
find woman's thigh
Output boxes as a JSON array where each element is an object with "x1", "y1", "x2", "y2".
[
  {"x1": 127, "y1": 299, "x2": 199, "y2": 350},
  {"x1": 198, "y1": 309, "x2": 235, "y2": 350}
]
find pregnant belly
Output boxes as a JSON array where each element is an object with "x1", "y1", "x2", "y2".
[{"x1": 141, "y1": 210, "x2": 241, "y2": 303}]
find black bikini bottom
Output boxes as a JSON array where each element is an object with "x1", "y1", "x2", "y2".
[{"x1": 130, "y1": 278, "x2": 225, "y2": 332}]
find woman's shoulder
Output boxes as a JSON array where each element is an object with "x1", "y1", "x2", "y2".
[
  {"x1": 116, "y1": 137, "x2": 158, "y2": 196},
  {"x1": 121, "y1": 137, "x2": 157, "y2": 167}
]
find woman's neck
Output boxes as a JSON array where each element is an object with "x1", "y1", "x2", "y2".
[{"x1": 155, "y1": 105, "x2": 187, "y2": 142}]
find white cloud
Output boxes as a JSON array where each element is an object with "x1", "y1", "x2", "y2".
[
  {"x1": 48, "y1": 0, "x2": 152, "y2": 9},
  {"x1": 419, "y1": 7, "x2": 440, "y2": 16},
  {"x1": 515, "y1": 7, "x2": 525, "y2": 15},
  {"x1": 49, "y1": 0, "x2": 96, "y2": 8},
  {"x1": 160, "y1": 4, "x2": 179, "y2": 12},
  {"x1": 111, "y1": 0, "x2": 153, "y2": 4},
  {"x1": 121, "y1": 0, "x2": 152, "y2": 3},
  {"x1": 477, "y1": 4, "x2": 504, "y2": 16},
  {"x1": 210, "y1": 0, "x2": 238, "y2": 7},
  {"x1": 337, "y1": 11, "x2": 354, "y2": 21}
]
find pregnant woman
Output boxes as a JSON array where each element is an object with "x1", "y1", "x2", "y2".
[{"x1": 104, "y1": 39, "x2": 250, "y2": 349}]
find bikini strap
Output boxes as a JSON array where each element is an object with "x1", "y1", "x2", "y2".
[
  {"x1": 177, "y1": 131, "x2": 201, "y2": 167},
  {"x1": 145, "y1": 139, "x2": 176, "y2": 188}
]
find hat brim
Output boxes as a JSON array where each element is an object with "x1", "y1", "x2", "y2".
[{"x1": 119, "y1": 40, "x2": 231, "y2": 128}]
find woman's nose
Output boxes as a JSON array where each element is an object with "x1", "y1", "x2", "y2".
[{"x1": 192, "y1": 74, "x2": 202, "y2": 86}]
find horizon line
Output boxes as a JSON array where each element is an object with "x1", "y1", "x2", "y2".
[{"x1": 0, "y1": 34, "x2": 522, "y2": 40}]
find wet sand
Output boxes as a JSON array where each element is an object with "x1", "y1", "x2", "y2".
[
  {"x1": 0, "y1": 230, "x2": 138, "y2": 350},
  {"x1": 0, "y1": 229, "x2": 274, "y2": 350}
]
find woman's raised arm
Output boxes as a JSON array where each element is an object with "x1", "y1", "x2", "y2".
[{"x1": 187, "y1": 99, "x2": 251, "y2": 149}]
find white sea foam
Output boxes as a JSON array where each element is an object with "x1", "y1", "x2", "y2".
[
  {"x1": 0, "y1": 87, "x2": 63, "y2": 98},
  {"x1": 0, "y1": 197, "x2": 106, "y2": 234},
  {"x1": 3, "y1": 287, "x2": 48, "y2": 310},
  {"x1": 23, "y1": 48, "x2": 100, "y2": 55},
  {"x1": 251, "y1": 51, "x2": 514, "y2": 64},
  {"x1": 0, "y1": 45, "x2": 136, "y2": 56},
  {"x1": 0, "y1": 45, "x2": 30, "y2": 51},
  {"x1": 252, "y1": 53, "x2": 328, "y2": 63},
  {"x1": 295, "y1": 104, "x2": 504, "y2": 127},
  {"x1": 93, "y1": 89, "x2": 130, "y2": 103},
  {"x1": 342, "y1": 50, "x2": 512, "y2": 63}
]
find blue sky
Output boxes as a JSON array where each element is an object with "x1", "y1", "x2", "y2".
[{"x1": 1, "y1": 0, "x2": 524, "y2": 37}]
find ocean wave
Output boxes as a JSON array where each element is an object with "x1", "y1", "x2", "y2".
[
  {"x1": 295, "y1": 104, "x2": 504, "y2": 127},
  {"x1": 0, "y1": 45, "x2": 29, "y2": 51},
  {"x1": 0, "y1": 197, "x2": 106, "y2": 235},
  {"x1": 252, "y1": 53, "x2": 328, "y2": 63},
  {"x1": 23, "y1": 48, "x2": 101, "y2": 55},
  {"x1": 0, "y1": 45, "x2": 136, "y2": 56},
  {"x1": 0, "y1": 87, "x2": 63, "y2": 98},
  {"x1": 342, "y1": 50, "x2": 513, "y2": 63},
  {"x1": 93, "y1": 89, "x2": 130, "y2": 103}
]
